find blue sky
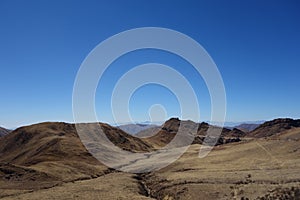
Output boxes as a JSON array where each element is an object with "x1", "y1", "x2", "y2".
[{"x1": 0, "y1": 0, "x2": 300, "y2": 128}]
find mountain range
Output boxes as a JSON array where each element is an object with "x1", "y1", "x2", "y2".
[
  {"x1": 0, "y1": 118, "x2": 299, "y2": 199},
  {"x1": 118, "y1": 123, "x2": 159, "y2": 135},
  {"x1": 116, "y1": 120, "x2": 264, "y2": 135}
]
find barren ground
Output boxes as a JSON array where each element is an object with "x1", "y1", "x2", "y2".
[{"x1": 1, "y1": 126, "x2": 299, "y2": 200}]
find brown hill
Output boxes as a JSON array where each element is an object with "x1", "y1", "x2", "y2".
[
  {"x1": 141, "y1": 118, "x2": 194, "y2": 148},
  {"x1": 272, "y1": 127, "x2": 300, "y2": 141},
  {"x1": 0, "y1": 127, "x2": 10, "y2": 137},
  {"x1": 234, "y1": 123, "x2": 261, "y2": 132},
  {"x1": 140, "y1": 118, "x2": 245, "y2": 148},
  {"x1": 0, "y1": 122, "x2": 152, "y2": 165},
  {"x1": 142, "y1": 136, "x2": 300, "y2": 200},
  {"x1": 0, "y1": 121, "x2": 154, "y2": 191},
  {"x1": 225, "y1": 128, "x2": 247, "y2": 137},
  {"x1": 136, "y1": 118, "x2": 195, "y2": 138},
  {"x1": 249, "y1": 118, "x2": 300, "y2": 138},
  {"x1": 0, "y1": 119, "x2": 299, "y2": 199},
  {"x1": 0, "y1": 123, "x2": 104, "y2": 192}
]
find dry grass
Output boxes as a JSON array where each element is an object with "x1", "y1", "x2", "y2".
[
  {"x1": 1, "y1": 172, "x2": 154, "y2": 200},
  {"x1": 0, "y1": 122, "x2": 299, "y2": 199},
  {"x1": 143, "y1": 130, "x2": 300, "y2": 199}
]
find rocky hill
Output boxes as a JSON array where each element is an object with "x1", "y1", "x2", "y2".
[
  {"x1": 249, "y1": 118, "x2": 300, "y2": 138},
  {"x1": 234, "y1": 123, "x2": 261, "y2": 132},
  {"x1": 0, "y1": 127, "x2": 10, "y2": 137},
  {"x1": 139, "y1": 118, "x2": 245, "y2": 148}
]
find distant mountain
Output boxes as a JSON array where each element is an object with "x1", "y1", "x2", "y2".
[
  {"x1": 137, "y1": 118, "x2": 300, "y2": 143},
  {"x1": 249, "y1": 118, "x2": 300, "y2": 138},
  {"x1": 210, "y1": 120, "x2": 265, "y2": 128},
  {"x1": 1, "y1": 118, "x2": 297, "y2": 170},
  {"x1": 135, "y1": 126, "x2": 162, "y2": 138},
  {"x1": 234, "y1": 123, "x2": 261, "y2": 132},
  {"x1": 118, "y1": 123, "x2": 159, "y2": 135},
  {"x1": 128, "y1": 120, "x2": 263, "y2": 135},
  {"x1": 139, "y1": 118, "x2": 246, "y2": 148},
  {"x1": 0, "y1": 127, "x2": 10, "y2": 137}
]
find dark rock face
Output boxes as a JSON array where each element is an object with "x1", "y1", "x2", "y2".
[
  {"x1": 224, "y1": 137, "x2": 241, "y2": 144},
  {"x1": 257, "y1": 118, "x2": 300, "y2": 129},
  {"x1": 225, "y1": 128, "x2": 247, "y2": 137},
  {"x1": 161, "y1": 118, "x2": 181, "y2": 133},
  {"x1": 141, "y1": 118, "x2": 245, "y2": 148},
  {"x1": 249, "y1": 118, "x2": 300, "y2": 138},
  {"x1": 192, "y1": 136, "x2": 241, "y2": 146}
]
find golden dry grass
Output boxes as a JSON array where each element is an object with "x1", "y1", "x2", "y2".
[
  {"x1": 143, "y1": 131, "x2": 300, "y2": 199},
  {"x1": 0, "y1": 122, "x2": 299, "y2": 199}
]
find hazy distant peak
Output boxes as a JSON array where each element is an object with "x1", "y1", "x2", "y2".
[{"x1": 117, "y1": 123, "x2": 159, "y2": 135}]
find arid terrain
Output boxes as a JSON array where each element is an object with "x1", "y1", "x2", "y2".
[{"x1": 0, "y1": 118, "x2": 299, "y2": 199}]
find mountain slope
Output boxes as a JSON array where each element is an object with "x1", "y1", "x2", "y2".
[
  {"x1": 249, "y1": 118, "x2": 300, "y2": 138},
  {"x1": 0, "y1": 122, "x2": 89, "y2": 166},
  {"x1": 140, "y1": 118, "x2": 245, "y2": 148},
  {"x1": 225, "y1": 128, "x2": 247, "y2": 137},
  {"x1": 0, "y1": 119, "x2": 299, "y2": 199},
  {"x1": 0, "y1": 122, "x2": 154, "y2": 188},
  {"x1": 234, "y1": 123, "x2": 261, "y2": 132},
  {"x1": 143, "y1": 136, "x2": 300, "y2": 200},
  {"x1": 0, "y1": 122, "x2": 152, "y2": 165},
  {"x1": 0, "y1": 127, "x2": 10, "y2": 137}
]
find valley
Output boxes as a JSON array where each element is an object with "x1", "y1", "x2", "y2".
[{"x1": 0, "y1": 119, "x2": 299, "y2": 199}]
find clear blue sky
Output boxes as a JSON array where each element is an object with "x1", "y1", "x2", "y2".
[{"x1": 0, "y1": 0, "x2": 299, "y2": 128}]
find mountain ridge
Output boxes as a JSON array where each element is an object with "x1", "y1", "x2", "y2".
[
  {"x1": 0, "y1": 127, "x2": 10, "y2": 137},
  {"x1": 249, "y1": 118, "x2": 300, "y2": 138},
  {"x1": 0, "y1": 117, "x2": 299, "y2": 199}
]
